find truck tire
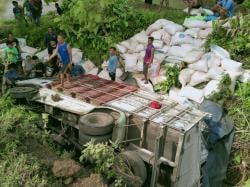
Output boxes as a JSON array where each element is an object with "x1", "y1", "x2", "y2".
[
  {"x1": 9, "y1": 87, "x2": 38, "y2": 99},
  {"x1": 79, "y1": 132, "x2": 112, "y2": 144},
  {"x1": 79, "y1": 112, "x2": 114, "y2": 136},
  {"x1": 118, "y1": 151, "x2": 147, "y2": 184}
]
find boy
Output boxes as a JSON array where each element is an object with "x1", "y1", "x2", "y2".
[
  {"x1": 143, "y1": 37, "x2": 155, "y2": 84},
  {"x1": 12, "y1": 1, "x2": 24, "y2": 20},
  {"x1": 108, "y1": 47, "x2": 118, "y2": 81},
  {"x1": 4, "y1": 40, "x2": 19, "y2": 65},
  {"x1": 22, "y1": 55, "x2": 33, "y2": 76}
]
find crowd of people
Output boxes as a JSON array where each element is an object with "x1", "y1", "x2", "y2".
[
  {"x1": 12, "y1": 0, "x2": 63, "y2": 25},
  {"x1": 145, "y1": 0, "x2": 235, "y2": 18}
]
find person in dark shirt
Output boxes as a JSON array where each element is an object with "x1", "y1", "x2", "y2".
[
  {"x1": 55, "y1": 3, "x2": 63, "y2": 16},
  {"x1": 12, "y1": 1, "x2": 24, "y2": 20},
  {"x1": 71, "y1": 64, "x2": 85, "y2": 77},
  {"x1": 44, "y1": 27, "x2": 57, "y2": 55},
  {"x1": 32, "y1": 56, "x2": 45, "y2": 77},
  {"x1": 48, "y1": 41, "x2": 59, "y2": 76},
  {"x1": 145, "y1": 0, "x2": 153, "y2": 8}
]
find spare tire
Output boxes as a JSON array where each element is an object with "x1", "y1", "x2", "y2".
[
  {"x1": 79, "y1": 112, "x2": 114, "y2": 136},
  {"x1": 79, "y1": 132, "x2": 112, "y2": 144},
  {"x1": 9, "y1": 86, "x2": 38, "y2": 99},
  {"x1": 118, "y1": 151, "x2": 147, "y2": 184}
]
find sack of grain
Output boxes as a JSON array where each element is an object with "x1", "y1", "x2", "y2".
[
  {"x1": 163, "y1": 23, "x2": 184, "y2": 35},
  {"x1": 221, "y1": 58, "x2": 242, "y2": 73},
  {"x1": 188, "y1": 58, "x2": 208, "y2": 72},
  {"x1": 171, "y1": 32, "x2": 194, "y2": 45},
  {"x1": 162, "y1": 32, "x2": 171, "y2": 45},
  {"x1": 210, "y1": 44, "x2": 230, "y2": 59},
  {"x1": 189, "y1": 71, "x2": 209, "y2": 86},
  {"x1": 179, "y1": 86, "x2": 204, "y2": 103},
  {"x1": 150, "y1": 29, "x2": 165, "y2": 40},
  {"x1": 124, "y1": 53, "x2": 138, "y2": 72},
  {"x1": 179, "y1": 68, "x2": 195, "y2": 87},
  {"x1": 208, "y1": 67, "x2": 224, "y2": 80},
  {"x1": 185, "y1": 28, "x2": 201, "y2": 38},
  {"x1": 184, "y1": 50, "x2": 204, "y2": 63},
  {"x1": 204, "y1": 80, "x2": 220, "y2": 97},
  {"x1": 117, "y1": 44, "x2": 127, "y2": 54}
]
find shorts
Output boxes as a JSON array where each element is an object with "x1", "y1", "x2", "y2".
[
  {"x1": 143, "y1": 63, "x2": 149, "y2": 74},
  {"x1": 59, "y1": 63, "x2": 70, "y2": 74}
]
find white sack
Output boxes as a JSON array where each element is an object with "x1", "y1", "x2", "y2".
[
  {"x1": 21, "y1": 46, "x2": 38, "y2": 54},
  {"x1": 193, "y1": 39, "x2": 206, "y2": 48},
  {"x1": 204, "y1": 80, "x2": 220, "y2": 98},
  {"x1": 162, "y1": 32, "x2": 171, "y2": 45},
  {"x1": 179, "y1": 86, "x2": 204, "y2": 103},
  {"x1": 179, "y1": 68, "x2": 195, "y2": 87},
  {"x1": 181, "y1": 43, "x2": 200, "y2": 51},
  {"x1": 72, "y1": 51, "x2": 83, "y2": 63},
  {"x1": 221, "y1": 58, "x2": 242, "y2": 73},
  {"x1": 36, "y1": 49, "x2": 49, "y2": 62},
  {"x1": 206, "y1": 21, "x2": 213, "y2": 28},
  {"x1": 171, "y1": 32, "x2": 194, "y2": 45},
  {"x1": 157, "y1": 46, "x2": 170, "y2": 54},
  {"x1": 198, "y1": 28, "x2": 212, "y2": 39},
  {"x1": 146, "y1": 22, "x2": 162, "y2": 34},
  {"x1": 185, "y1": 28, "x2": 201, "y2": 38},
  {"x1": 183, "y1": 50, "x2": 204, "y2": 64},
  {"x1": 168, "y1": 46, "x2": 191, "y2": 58},
  {"x1": 87, "y1": 67, "x2": 98, "y2": 75},
  {"x1": 82, "y1": 60, "x2": 95, "y2": 72},
  {"x1": 135, "y1": 77, "x2": 155, "y2": 93},
  {"x1": 201, "y1": 8, "x2": 214, "y2": 16},
  {"x1": 153, "y1": 40, "x2": 164, "y2": 49},
  {"x1": 136, "y1": 61, "x2": 144, "y2": 72},
  {"x1": 163, "y1": 23, "x2": 184, "y2": 35},
  {"x1": 21, "y1": 53, "x2": 30, "y2": 60},
  {"x1": 188, "y1": 58, "x2": 208, "y2": 72},
  {"x1": 132, "y1": 31, "x2": 148, "y2": 44},
  {"x1": 17, "y1": 38, "x2": 26, "y2": 47},
  {"x1": 149, "y1": 62, "x2": 161, "y2": 77},
  {"x1": 72, "y1": 48, "x2": 81, "y2": 54},
  {"x1": 183, "y1": 7, "x2": 202, "y2": 16},
  {"x1": 210, "y1": 45, "x2": 230, "y2": 59},
  {"x1": 239, "y1": 70, "x2": 250, "y2": 83},
  {"x1": 227, "y1": 72, "x2": 242, "y2": 93},
  {"x1": 120, "y1": 40, "x2": 131, "y2": 49},
  {"x1": 208, "y1": 67, "x2": 224, "y2": 80},
  {"x1": 202, "y1": 52, "x2": 221, "y2": 68},
  {"x1": 127, "y1": 40, "x2": 139, "y2": 53},
  {"x1": 189, "y1": 71, "x2": 209, "y2": 86},
  {"x1": 135, "y1": 44, "x2": 145, "y2": 53},
  {"x1": 154, "y1": 19, "x2": 174, "y2": 27},
  {"x1": 138, "y1": 51, "x2": 145, "y2": 62},
  {"x1": 98, "y1": 70, "x2": 110, "y2": 80},
  {"x1": 150, "y1": 29, "x2": 165, "y2": 40},
  {"x1": 151, "y1": 75, "x2": 166, "y2": 85},
  {"x1": 117, "y1": 44, "x2": 127, "y2": 54},
  {"x1": 165, "y1": 56, "x2": 184, "y2": 64},
  {"x1": 154, "y1": 53, "x2": 166, "y2": 64},
  {"x1": 124, "y1": 53, "x2": 138, "y2": 72},
  {"x1": 183, "y1": 19, "x2": 207, "y2": 29}
]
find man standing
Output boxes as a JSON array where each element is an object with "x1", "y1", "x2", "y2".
[
  {"x1": 4, "y1": 40, "x2": 19, "y2": 65},
  {"x1": 108, "y1": 47, "x2": 118, "y2": 81},
  {"x1": 29, "y1": 0, "x2": 43, "y2": 25},
  {"x1": 44, "y1": 27, "x2": 57, "y2": 55},
  {"x1": 12, "y1": 1, "x2": 24, "y2": 20},
  {"x1": 143, "y1": 37, "x2": 155, "y2": 84},
  {"x1": 49, "y1": 34, "x2": 72, "y2": 87}
]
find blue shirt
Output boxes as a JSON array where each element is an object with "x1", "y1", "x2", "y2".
[
  {"x1": 58, "y1": 42, "x2": 70, "y2": 65},
  {"x1": 71, "y1": 64, "x2": 85, "y2": 77},
  {"x1": 5, "y1": 69, "x2": 17, "y2": 81},
  {"x1": 108, "y1": 55, "x2": 118, "y2": 74},
  {"x1": 218, "y1": 0, "x2": 234, "y2": 17}
]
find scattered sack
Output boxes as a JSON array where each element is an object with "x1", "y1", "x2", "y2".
[
  {"x1": 185, "y1": 28, "x2": 201, "y2": 38},
  {"x1": 124, "y1": 53, "x2": 138, "y2": 72},
  {"x1": 188, "y1": 58, "x2": 208, "y2": 72},
  {"x1": 151, "y1": 75, "x2": 166, "y2": 85},
  {"x1": 179, "y1": 86, "x2": 204, "y2": 103},
  {"x1": 198, "y1": 28, "x2": 212, "y2": 39},
  {"x1": 239, "y1": 70, "x2": 250, "y2": 83},
  {"x1": 208, "y1": 67, "x2": 224, "y2": 80},
  {"x1": 120, "y1": 40, "x2": 131, "y2": 49},
  {"x1": 189, "y1": 71, "x2": 209, "y2": 86},
  {"x1": 168, "y1": 46, "x2": 191, "y2": 58},
  {"x1": 221, "y1": 58, "x2": 242, "y2": 73},
  {"x1": 154, "y1": 53, "x2": 166, "y2": 64},
  {"x1": 132, "y1": 31, "x2": 148, "y2": 44},
  {"x1": 203, "y1": 52, "x2": 221, "y2": 68},
  {"x1": 150, "y1": 29, "x2": 165, "y2": 40},
  {"x1": 157, "y1": 45, "x2": 170, "y2": 54},
  {"x1": 117, "y1": 44, "x2": 127, "y2": 53},
  {"x1": 165, "y1": 56, "x2": 184, "y2": 64},
  {"x1": 210, "y1": 44, "x2": 230, "y2": 59},
  {"x1": 227, "y1": 72, "x2": 242, "y2": 93},
  {"x1": 36, "y1": 49, "x2": 49, "y2": 62},
  {"x1": 17, "y1": 38, "x2": 27, "y2": 47},
  {"x1": 183, "y1": 19, "x2": 207, "y2": 29},
  {"x1": 204, "y1": 80, "x2": 220, "y2": 98},
  {"x1": 149, "y1": 62, "x2": 161, "y2": 77},
  {"x1": 127, "y1": 40, "x2": 139, "y2": 53},
  {"x1": 135, "y1": 44, "x2": 145, "y2": 53},
  {"x1": 183, "y1": 7, "x2": 202, "y2": 16},
  {"x1": 82, "y1": 60, "x2": 95, "y2": 72},
  {"x1": 179, "y1": 68, "x2": 195, "y2": 87},
  {"x1": 154, "y1": 19, "x2": 174, "y2": 28},
  {"x1": 192, "y1": 39, "x2": 206, "y2": 48},
  {"x1": 171, "y1": 32, "x2": 194, "y2": 45},
  {"x1": 136, "y1": 61, "x2": 144, "y2": 72},
  {"x1": 21, "y1": 46, "x2": 38, "y2": 54},
  {"x1": 146, "y1": 22, "x2": 163, "y2": 35},
  {"x1": 153, "y1": 40, "x2": 164, "y2": 49},
  {"x1": 135, "y1": 77, "x2": 155, "y2": 93},
  {"x1": 162, "y1": 32, "x2": 171, "y2": 45},
  {"x1": 72, "y1": 51, "x2": 83, "y2": 64},
  {"x1": 163, "y1": 23, "x2": 184, "y2": 35},
  {"x1": 183, "y1": 50, "x2": 204, "y2": 63},
  {"x1": 87, "y1": 67, "x2": 98, "y2": 75}
]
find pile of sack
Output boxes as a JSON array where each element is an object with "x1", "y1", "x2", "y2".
[{"x1": 109, "y1": 18, "x2": 249, "y2": 104}]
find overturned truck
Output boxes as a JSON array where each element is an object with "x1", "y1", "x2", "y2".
[{"x1": 14, "y1": 74, "x2": 207, "y2": 187}]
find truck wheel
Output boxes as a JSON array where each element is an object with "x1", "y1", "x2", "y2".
[
  {"x1": 79, "y1": 132, "x2": 112, "y2": 145},
  {"x1": 9, "y1": 87, "x2": 38, "y2": 99},
  {"x1": 79, "y1": 112, "x2": 114, "y2": 136},
  {"x1": 118, "y1": 151, "x2": 147, "y2": 184}
]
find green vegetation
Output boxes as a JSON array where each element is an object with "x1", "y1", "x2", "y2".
[
  {"x1": 0, "y1": 96, "x2": 61, "y2": 186},
  {"x1": 154, "y1": 65, "x2": 180, "y2": 93},
  {"x1": 206, "y1": 14, "x2": 250, "y2": 69}
]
